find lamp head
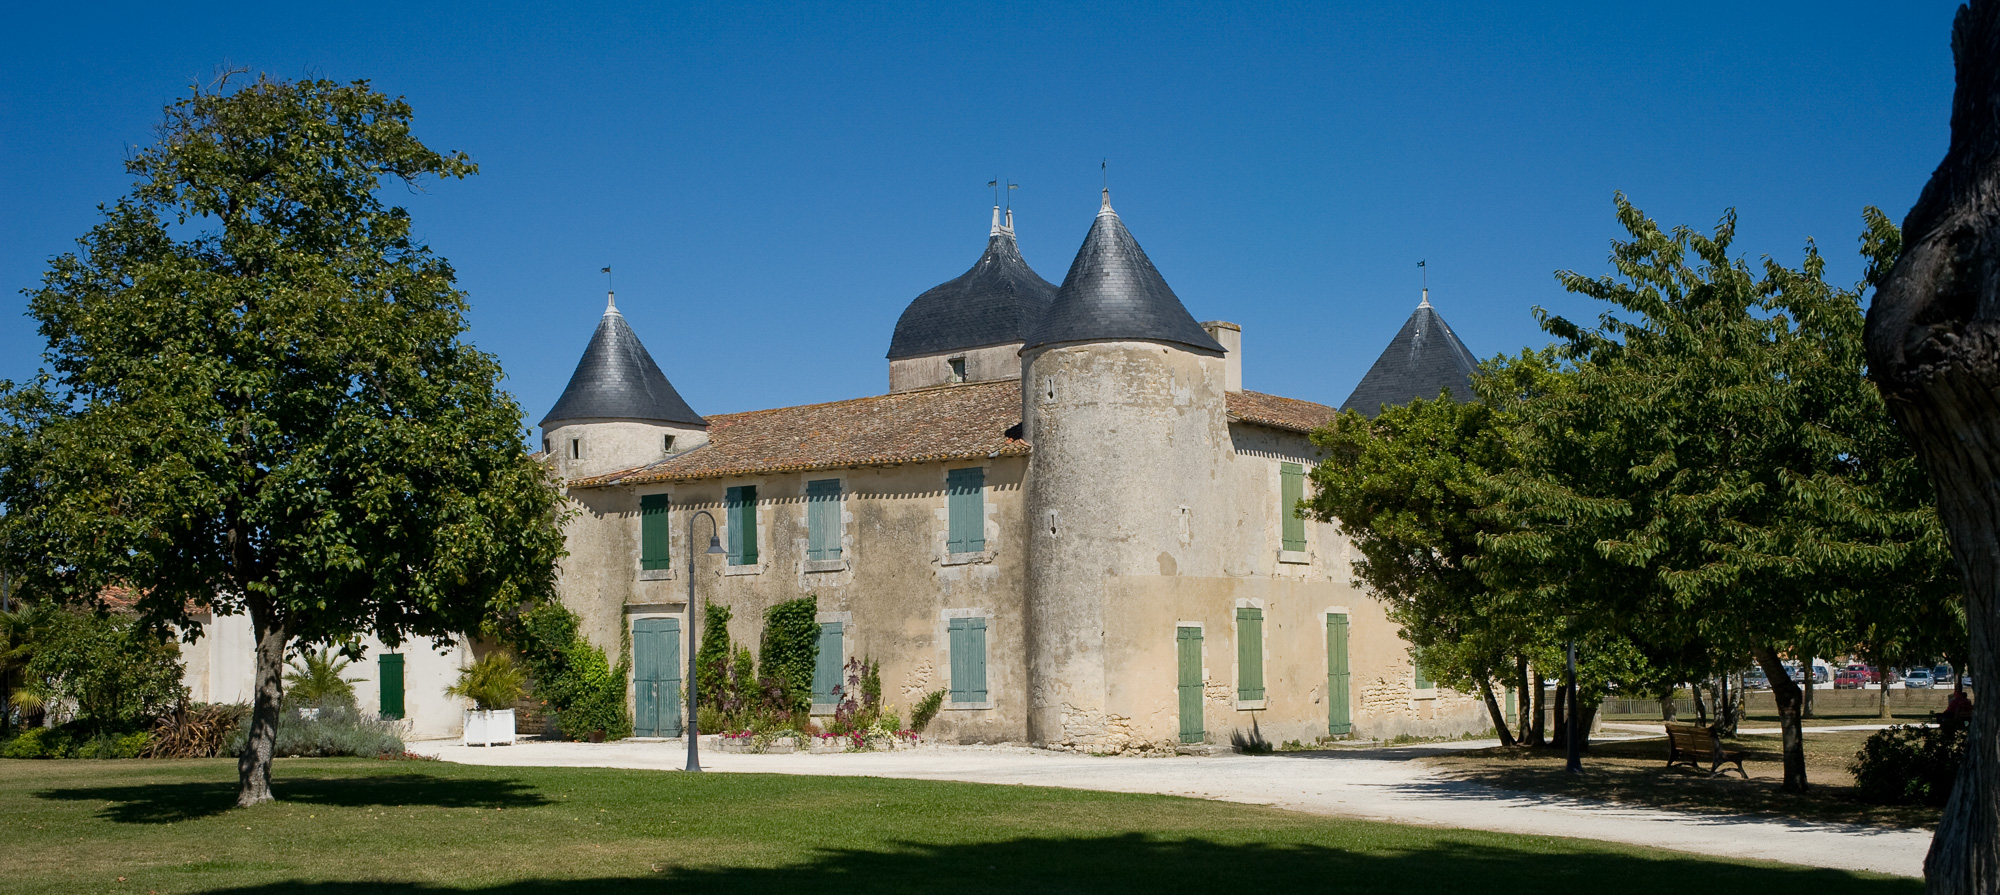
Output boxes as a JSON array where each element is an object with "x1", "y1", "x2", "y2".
[{"x1": 706, "y1": 535, "x2": 725, "y2": 554}]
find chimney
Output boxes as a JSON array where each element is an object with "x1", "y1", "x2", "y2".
[{"x1": 1201, "y1": 321, "x2": 1242, "y2": 392}]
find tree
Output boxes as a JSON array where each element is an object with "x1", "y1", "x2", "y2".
[
  {"x1": 1490, "y1": 195, "x2": 1954, "y2": 792},
  {"x1": 1863, "y1": 3, "x2": 2000, "y2": 888},
  {"x1": 0, "y1": 75, "x2": 566, "y2": 806}
]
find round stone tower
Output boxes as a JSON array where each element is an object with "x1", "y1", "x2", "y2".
[
  {"x1": 1020, "y1": 190, "x2": 1231, "y2": 751},
  {"x1": 540, "y1": 292, "x2": 708, "y2": 481}
]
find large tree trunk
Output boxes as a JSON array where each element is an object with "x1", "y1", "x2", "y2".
[
  {"x1": 1882, "y1": 673, "x2": 1895, "y2": 720},
  {"x1": 1753, "y1": 646, "x2": 1809, "y2": 792},
  {"x1": 1478, "y1": 677, "x2": 1516, "y2": 747},
  {"x1": 1515, "y1": 655, "x2": 1535, "y2": 744},
  {"x1": 1865, "y1": 4, "x2": 2000, "y2": 889},
  {"x1": 236, "y1": 609, "x2": 288, "y2": 807}
]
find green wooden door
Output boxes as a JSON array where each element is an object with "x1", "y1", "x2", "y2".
[
  {"x1": 378, "y1": 653, "x2": 405, "y2": 720},
  {"x1": 1177, "y1": 626, "x2": 1204, "y2": 744},
  {"x1": 633, "y1": 617, "x2": 683, "y2": 737},
  {"x1": 1326, "y1": 614, "x2": 1351, "y2": 736},
  {"x1": 813, "y1": 621, "x2": 844, "y2": 704}
]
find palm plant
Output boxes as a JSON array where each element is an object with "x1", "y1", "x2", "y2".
[
  {"x1": 446, "y1": 652, "x2": 528, "y2": 711},
  {"x1": 283, "y1": 647, "x2": 363, "y2": 709}
]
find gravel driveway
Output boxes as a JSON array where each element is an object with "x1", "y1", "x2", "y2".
[{"x1": 415, "y1": 737, "x2": 1929, "y2": 879}]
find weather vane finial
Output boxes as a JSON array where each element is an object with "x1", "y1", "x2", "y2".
[
  {"x1": 1418, "y1": 260, "x2": 1430, "y2": 307},
  {"x1": 602, "y1": 266, "x2": 615, "y2": 311}
]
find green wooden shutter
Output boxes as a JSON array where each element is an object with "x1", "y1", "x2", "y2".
[
  {"x1": 948, "y1": 617, "x2": 987, "y2": 703},
  {"x1": 379, "y1": 653, "x2": 405, "y2": 720},
  {"x1": 1178, "y1": 626, "x2": 1205, "y2": 743},
  {"x1": 1281, "y1": 462, "x2": 1306, "y2": 552},
  {"x1": 640, "y1": 494, "x2": 671, "y2": 570},
  {"x1": 813, "y1": 622, "x2": 844, "y2": 704},
  {"x1": 946, "y1": 468, "x2": 985, "y2": 553},
  {"x1": 727, "y1": 486, "x2": 758, "y2": 565},
  {"x1": 1237, "y1": 608, "x2": 1264, "y2": 701},
  {"x1": 807, "y1": 480, "x2": 841, "y2": 561},
  {"x1": 1413, "y1": 656, "x2": 1434, "y2": 690},
  {"x1": 1326, "y1": 613, "x2": 1351, "y2": 736}
]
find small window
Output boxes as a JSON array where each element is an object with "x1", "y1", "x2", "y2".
[
  {"x1": 663, "y1": 434, "x2": 676, "y2": 454},
  {"x1": 806, "y1": 479, "x2": 843, "y2": 561},
  {"x1": 570, "y1": 438, "x2": 581, "y2": 460},
  {"x1": 1237, "y1": 608, "x2": 1265, "y2": 701},
  {"x1": 726, "y1": 485, "x2": 759, "y2": 566},
  {"x1": 1043, "y1": 376, "x2": 1056, "y2": 402},
  {"x1": 949, "y1": 616, "x2": 988, "y2": 704},
  {"x1": 542, "y1": 437, "x2": 551, "y2": 455},
  {"x1": 946, "y1": 468, "x2": 986, "y2": 553},
  {"x1": 948, "y1": 357, "x2": 967, "y2": 383}
]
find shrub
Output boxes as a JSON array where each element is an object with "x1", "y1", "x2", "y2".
[
  {"x1": 758, "y1": 596, "x2": 818, "y2": 714},
  {"x1": 695, "y1": 601, "x2": 734, "y2": 708},
  {"x1": 144, "y1": 703, "x2": 250, "y2": 758},
  {"x1": 910, "y1": 689, "x2": 946, "y2": 734},
  {"x1": 15, "y1": 607, "x2": 186, "y2": 733},
  {"x1": 446, "y1": 652, "x2": 528, "y2": 710},
  {"x1": 228, "y1": 700, "x2": 404, "y2": 759},
  {"x1": 283, "y1": 647, "x2": 362, "y2": 710},
  {"x1": 1853, "y1": 723, "x2": 1966, "y2": 806},
  {"x1": 1, "y1": 723, "x2": 150, "y2": 759},
  {"x1": 508, "y1": 603, "x2": 631, "y2": 741}
]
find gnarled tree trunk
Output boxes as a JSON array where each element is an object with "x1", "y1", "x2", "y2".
[
  {"x1": 1478, "y1": 678, "x2": 1516, "y2": 746},
  {"x1": 1865, "y1": 5, "x2": 2000, "y2": 888},
  {"x1": 236, "y1": 608, "x2": 288, "y2": 807},
  {"x1": 1528, "y1": 670, "x2": 1547, "y2": 747},
  {"x1": 1753, "y1": 646, "x2": 1808, "y2": 791}
]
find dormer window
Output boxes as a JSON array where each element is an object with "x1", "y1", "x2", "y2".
[
  {"x1": 663, "y1": 434, "x2": 676, "y2": 454},
  {"x1": 948, "y1": 357, "x2": 967, "y2": 384}
]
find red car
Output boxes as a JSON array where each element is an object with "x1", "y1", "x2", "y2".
[
  {"x1": 1845, "y1": 664, "x2": 1882, "y2": 685},
  {"x1": 1834, "y1": 670, "x2": 1867, "y2": 689}
]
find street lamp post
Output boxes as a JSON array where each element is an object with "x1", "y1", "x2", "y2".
[{"x1": 685, "y1": 510, "x2": 725, "y2": 773}]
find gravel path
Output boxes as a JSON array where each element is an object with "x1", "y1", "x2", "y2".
[{"x1": 415, "y1": 737, "x2": 1929, "y2": 879}]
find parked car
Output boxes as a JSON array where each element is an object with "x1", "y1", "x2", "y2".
[
  {"x1": 1934, "y1": 664, "x2": 1955, "y2": 687},
  {"x1": 1904, "y1": 667, "x2": 1935, "y2": 689},
  {"x1": 1744, "y1": 668, "x2": 1770, "y2": 690},
  {"x1": 1845, "y1": 663, "x2": 1882, "y2": 685},
  {"x1": 1834, "y1": 670, "x2": 1866, "y2": 689}
]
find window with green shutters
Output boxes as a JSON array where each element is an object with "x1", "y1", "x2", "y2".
[
  {"x1": 1413, "y1": 658, "x2": 1435, "y2": 691},
  {"x1": 806, "y1": 479, "x2": 842, "y2": 561},
  {"x1": 726, "y1": 485, "x2": 758, "y2": 565},
  {"x1": 1236, "y1": 607, "x2": 1265, "y2": 701},
  {"x1": 1280, "y1": 462, "x2": 1306, "y2": 552},
  {"x1": 640, "y1": 494, "x2": 670, "y2": 570},
  {"x1": 812, "y1": 621, "x2": 844, "y2": 705},
  {"x1": 378, "y1": 653, "x2": 405, "y2": 720},
  {"x1": 948, "y1": 616, "x2": 987, "y2": 704},
  {"x1": 946, "y1": 468, "x2": 986, "y2": 554}
]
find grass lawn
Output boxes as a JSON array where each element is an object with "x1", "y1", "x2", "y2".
[
  {"x1": 1423, "y1": 730, "x2": 1939, "y2": 830},
  {"x1": 0, "y1": 758, "x2": 1917, "y2": 893}
]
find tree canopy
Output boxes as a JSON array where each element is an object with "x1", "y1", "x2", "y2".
[{"x1": 0, "y1": 73, "x2": 567, "y2": 805}]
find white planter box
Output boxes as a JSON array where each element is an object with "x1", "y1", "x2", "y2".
[{"x1": 463, "y1": 708, "x2": 516, "y2": 746}]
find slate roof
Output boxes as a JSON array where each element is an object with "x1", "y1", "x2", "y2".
[
  {"x1": 1022, "y1": 192, "x2": 1226, "y2": 354},
  {"x1": 573, "y1": 379, "x2": 1029, "y2": 487},
  {"x1": 887, "y1": 210, "x2": 1058, "y2": 359},
  {"x1": 540, "y1": 302, "x2": 707, "y2": 429},
  {"x1": 1227, "y1": 390, "x2": 1339, "y2": 434},
  {"x1": 1339, "y1": 299, "x2": 1479, "y2": 418}
]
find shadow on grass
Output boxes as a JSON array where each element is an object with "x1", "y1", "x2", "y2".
[
  {"x1": 184, "y1": 833, "x2": 1915, "y2": 894},
  {"x1": 34, "y1": 773, "x2": 551, "y2": 824}
]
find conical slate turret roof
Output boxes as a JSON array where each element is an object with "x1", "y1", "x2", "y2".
[
  {"x1": 540, "y1": 297, "x2": 707, "y2": 429},
  {"x1": 1339, "y1": 293, "x2": 1478, "y2": 418},
  {"x1": 1022, "y1": 191, "x2": 1226, "y2": 354},
  {"x1": 888, "y1": 208, "x2": 1057, "y2": 359}
]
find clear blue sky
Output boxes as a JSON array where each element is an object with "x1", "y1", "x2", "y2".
[{"x1": 0, "y1": 2, "x2": 1963, "y2": 427}]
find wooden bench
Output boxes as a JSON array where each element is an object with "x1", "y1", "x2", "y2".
[{"x1": 1664, "y1": 722, "x2": 1746, "y2": 777}]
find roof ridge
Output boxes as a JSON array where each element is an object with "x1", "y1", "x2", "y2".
[{"x1": 702, "y1": 379, "x2": 1017, "y2": 423}]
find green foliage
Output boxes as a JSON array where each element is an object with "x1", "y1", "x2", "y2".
[
  {"x1": 910, "y1": 689, "x2": 946, "y2": 734},
  {"x1": 828, "y1": 657, "x2": 884, "y2": 736},
  {"x1": 0, "y1": 724, "x2": 151, "y2": 759},
  {"x1": 445, "y1": 652, "x2": 528, "y2": 711},
  {"x1": 283, "y1": 647, "x2": 361, "y2": 710},
  {"x1": 0, "y1": 74, "x2": 569, "y2": 798},
  {"x1": 505, "y1": 603, "x2": 629, "y2": 741},
  {"x1": 757, "y1": 596, "x2": 818, "y2": 714},
  {"x1": 695, "y1": 601, "x2": 733, "y2": 709},
  {"x1": 1852, "y1": 724, "x2": 1965, "y2": 806},
  {"x1": 228, "y1": 701, "x2": 404, "y2": 759},
  {"x1": 13, "y1": 607, "x2": 186, "y2": 734}
]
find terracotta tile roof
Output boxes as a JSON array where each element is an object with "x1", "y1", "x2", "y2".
[
  {"x1": 1227, "y1": 390, "x2": 1339, "y2": 434},
  {"x1": 575, "y1": 380, "x2": 1028, "y2": 487},
  {"x1": 98, "y1": 585, "x2": 142, "y2": 611}
]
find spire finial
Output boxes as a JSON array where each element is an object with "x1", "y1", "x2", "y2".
[
  {"x1": 602, "y1": 266, "x2": 617, "y2": 313},
  {"x1": 991, "y1": 204, "x2": 1003, "y2": 236},
  {"x1": 1417, "y1": 260, "x2": 1428, "y2": 308}
]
